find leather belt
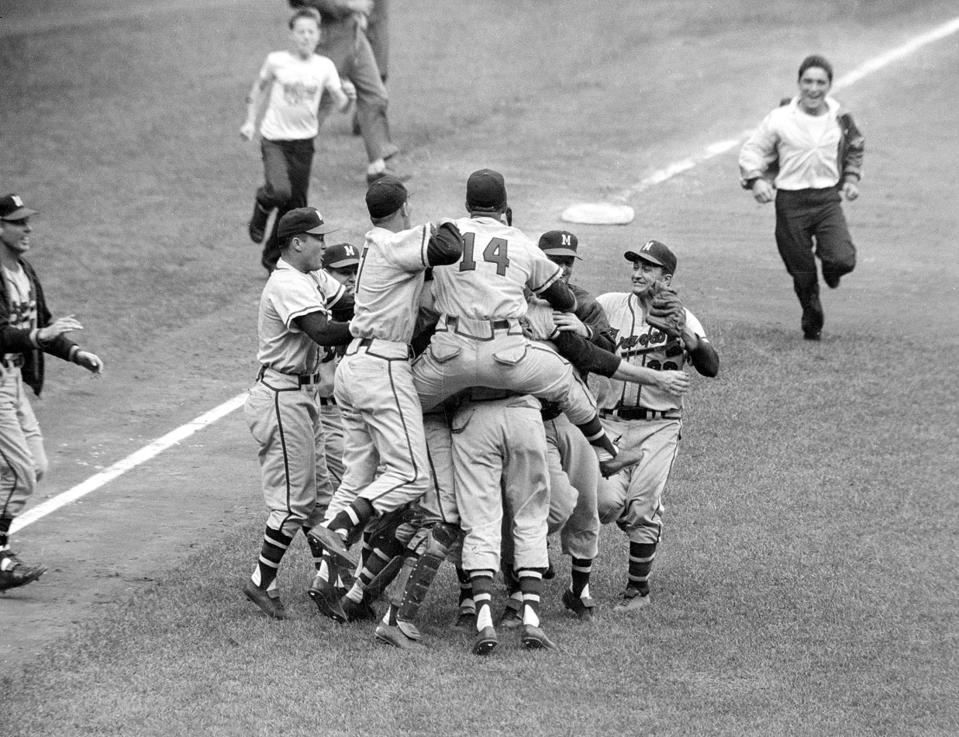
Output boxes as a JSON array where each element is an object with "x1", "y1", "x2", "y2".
[
  {"x1": 257, "y1": 366, "x2": 321, "y2": 386},
  {"x1": 601, "y1": 407, "x2": 681, "y2": 421},
  {"x1": 1, "y1": 355, "x2": 24, "y2": 369},
  {"x1": 442, "y1": 316, "x2": 511, "y2": 331},
  {"x1": 436, "y1": 314, "x2": 519, "y2": 340}
]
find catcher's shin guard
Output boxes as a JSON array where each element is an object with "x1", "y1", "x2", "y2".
[{"x1": 396, "y1": 522, "x2": 461, "y2": 623}]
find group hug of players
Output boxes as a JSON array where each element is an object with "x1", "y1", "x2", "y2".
[{"x1": 242, "y1": 167, "x2": 719, "y2": 655}]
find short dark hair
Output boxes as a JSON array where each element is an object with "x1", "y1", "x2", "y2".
[
  {"x1": 289, "y1": 7, "x2": 320, "y2": 30},
  {"x1": 798, "y1": 54, "x2": 833, "y2": 83}
]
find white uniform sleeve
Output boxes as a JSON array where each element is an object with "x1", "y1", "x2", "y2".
[{"x1": 270, "y1": 270, "x2": 329, "y2": 330}]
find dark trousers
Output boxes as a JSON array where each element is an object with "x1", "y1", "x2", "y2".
[
  {"x1": 256, "y1": 137, "x2": 314, "y2": 269},
  {"x1": 774, "y1": 187, "x2": 856, "y2": 316}
]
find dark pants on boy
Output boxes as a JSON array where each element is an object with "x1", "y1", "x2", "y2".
[{"x1": 257, "y1": 137, "x2": 314, "y2": 270}]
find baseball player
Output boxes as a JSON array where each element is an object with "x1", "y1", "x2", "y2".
[
  {"x1": 242, "y1": 207, "x2": 353, "y2": 619},
  {"x1": 305, "y1": 176, "x2": 464, "y2": 621},
  {"x1": 241, "y1": 7, "x2": 356, "y2": 272},
  {"x1": 0, "y1": 193, "x2": 104, "y2": 592},
  {"x1": 411, "y1": 169, "x2": 620, "y2": 464},
  {"x1": 591, "y1": 239, "x2": 719, "y2": 611}
]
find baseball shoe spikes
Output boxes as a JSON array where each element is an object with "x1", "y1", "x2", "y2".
[
  {"x1": 521, "y1": 624, "x2": 558, "y2": 651},
  {"x1": 308, "y1": 573, "x2": 348, "y2": 623},
  {"x1": 471, "y1": 626, "x2": 498, "y2": 656},
  {"x1": 243, "y1": 580, "x2": 285, "y2": 619},
  {"x1": 306, "y1": 526, "x2": 359, "y2": 570},
  {"x1": 375, "y1": 622, "x2": 426, "y2": 650},
  {"x1": 0, "y1": 551, "x2": 48, "y2": 592},
  {"x1": 562, "y1": 589, "x2": 596, "y2": 621}
]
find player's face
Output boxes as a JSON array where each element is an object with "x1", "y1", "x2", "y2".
[
  {"x1": 547, "y1": 255, "x2": 576, "y2": 284},
  {"x1": 327, "y1": 265, "x2": 357, "y2": 294},
  {"x1": 290, "y1": 17, "x2": 320, "y2": 58},
  {"x1": 0, "y1": 218, "x2": 32, "y2": 254},
  {"x1": 798, "y1": 66, "x2": 831, "y2": 115},
  {"x1": 301, "y1": 233, "x2": 326, "y2": 270},
  {"x1": 630, "y1": 258, "x2": 668, "y2": 297}
]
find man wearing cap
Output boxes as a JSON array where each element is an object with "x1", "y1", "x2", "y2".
[
  {"x1": 241, "y1": 207, "x2": 354, "y2": 618},
  {"x1": 305, "y1": 175, "x2": 464, "y2": 624},
  {"x1": 591, "y1": 239, "x2": 719, "y2": 612},
  {"x1": 0, "y1": 193, "x2": 104, "y2": 592}
]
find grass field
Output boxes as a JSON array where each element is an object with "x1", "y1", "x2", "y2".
[{"x1": 1, "y1": 1, "x2": 957, "y2": 736}]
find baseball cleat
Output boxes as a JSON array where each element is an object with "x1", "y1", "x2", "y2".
[
  {"x1": 375, "y1": 622, "x2": 426, "y2": 650},
  {"x1": 521, "y1": 625, "x2": 558, "y2": 651},
  {"x1": 453, "y1": 605, "x2": 476, "y2": 629},
  {"x1": 248, "y1": 202, "x2": 271, "y2": 244},
  {"x1": 562, "y1": 589, "x2": 596, "y2": 621},
  {"x1": 341, "y1": 595, "x2": 377, "y2": 622},
  {"x1": 243, "y1": 580, "x2": 285, "y2": 619},
  {"x1": 0, "y1": 551, "x2": 48, "y2": 592},
  {"x1": 471, "y1": 626, "x2": 498, "y2": 656},
  {"x1": 823, "y1": 273, "x2": 841, "y2": 289},
  {"x1": 496, "y1": 599, "x2": 524, "y2": 630},
  {"x1": 614, "y1": 588, "x2": 650, "y2": 613},
  {"x1": 308, "y1": 574, "x2": 347, "y2": 623},
  {"x1": 307, "y1": 526, "x2": 359, "y2": 570}
]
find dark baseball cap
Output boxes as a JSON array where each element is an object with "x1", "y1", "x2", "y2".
[
  {"x1": 466, "y1": 168, "x2": 507, "y2": 210},
  {"x1": 276, "y1": 207, "x2": 338, "y2": 242},
  {"x1": 0, "y1": 193, "x2": 38, "y2": 221},
  {"x1": 538, "y1": 230, "x2": 582, "y2": 260},
  {"x1": 366, "y1": 175, "x2": 408, "y2": 219},
  {"x1": 624, "y1": 239, "x2": 677, "y2": 274},
  {"x1": 322, "y1": 242, "x2": 360, "y2": 270}
]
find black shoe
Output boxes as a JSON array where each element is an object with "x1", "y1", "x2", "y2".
[
  {"x1": 562, "y1": 589, "x2": 596, "y2": 621},
  {"x1": 472, "y1": 626, "x2": 498, "y2": 656},
  {"x1": 248, "y1": 202, "x2": 271, "y2": 244},
  {"x1": 803, "y1": 330, "x2": 822, "y2": 341},
  {"x1": 823, "y1": 273, "x2": 841, "y2": 289},
  {"x1": 521, "y1": 624, "x2": 558, "y2": 651},
  {"x1": 801, "y1": 296, "x2": 824, "y2": 340},
  {"x1": 341, "y1": 595, "x2": 377, "y2": 622},
  {"x1": 366, "y1": 167, "x2": 411, "y2": 185},
  {"x1": 496, "y1": 599, "x2": 523, "y2": 630},
  {"x1": 308, "y1": 573, "x2": 347, "y2": 623},
  {"x1": 0, "y1": 551, "x2": 47, "y2": 592},
  {"x1": 243, "y1": 580, "x2": 285, "y2": 619}
]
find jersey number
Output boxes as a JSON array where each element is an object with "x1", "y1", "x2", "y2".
[{"x1": 459, "y1": 233, "x2": 511, "y2": 276}]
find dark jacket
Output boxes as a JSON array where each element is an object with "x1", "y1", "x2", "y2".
[{"x1": 0, "y1": 257, "x2": 79, "y2": 396}]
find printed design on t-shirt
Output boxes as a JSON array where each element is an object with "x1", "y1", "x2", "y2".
[{"x1": 282, "y1": 79, "x2": 320, "y2": 107}]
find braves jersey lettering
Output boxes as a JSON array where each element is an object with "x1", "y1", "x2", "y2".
[{"x1": 431, "y1": 216, "x2": 562, "y2": 320}]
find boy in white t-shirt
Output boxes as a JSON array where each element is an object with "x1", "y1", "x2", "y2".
[{"x1": 240, "y1": 7, "x2": 355, "y2": 272}]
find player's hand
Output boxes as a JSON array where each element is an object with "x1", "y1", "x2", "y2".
[
  {"x1": 551, "y1": 311, "x2": 589, "y2": 338},
  {"x1": 842, "y1": 180, "x2": 859, "y2": 201},
  {"x1": 751, "y1": 178, "x2": 775, "y2": 204},
  {"x1": 38, "y1": 315, "x2": 83, "y2": 343},
  {"x1": 341, "y1": 80, "x2": 357, "y2": 102},
  {"x1": 74, "y1": 350, "x2": 104, "y2": 375},
  {"x1": 239, "y1": 122, "x2": 256, "y2": 141},
  {"x1": 654, "y1": 370, "x2": 690, "y2": 396}
]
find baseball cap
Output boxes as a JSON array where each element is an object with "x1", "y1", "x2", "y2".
[
  {"x1": 466, "y1": 168, "x2": 507, "y2": 210},
  {"x1": 322, "y1": 242, "x2": 360, "y2": 270},
  {"x1": 0, "y1": 193, "x2": 38, "y2": 221},
  {"x1": 538, "y1": 230, "x2": 582, "y2": 260},
  {"x1": 276, "y1": 207, "x2": 338, "y2": 242},
  {"x1": 624, "y1": 239, "x2": 677, "y2": 274},
  {"x1": 366, "y1": 175, "x2": 408, "y2": 219}
]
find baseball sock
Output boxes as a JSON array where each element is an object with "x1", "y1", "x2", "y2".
[
  {"x1": 517, "y1": 569, "x2": 544, "y2": 627},
  {"x1": 0, "y1": 515, "x2": 11, "y2": 549},
  {"x1": 326, "y1": 498, "x2": 375, "y2": 543},
  {"x1": 469, "y1": 570, "x2": 495, "y2": 631},
  {"x1": 251, "y1": 526, "x2": 293, "y2": 590},
  {"x1": 456, "y1": 566, "x2": 475, "y2": 615},
  {"x1": 627, "y1": 542, "x2": 656, "y2": 596},
  {"x1": 303, "y1": 527, "x2": 325, "y2": 571},
  {"x1": 570, "y1": 557, "x2": 593, "y2": 598},
  {"x1": 345, "y1": 534, "x2": 405, "y2": 604}
]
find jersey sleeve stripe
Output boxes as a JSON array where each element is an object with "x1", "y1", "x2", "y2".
[{"x1": 529, "y1": 265, "x2": 563, "y2": 295}]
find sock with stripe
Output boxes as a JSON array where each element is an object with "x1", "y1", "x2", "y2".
[
  {"x1": 251, "y1": 525, "x2": 293, "y2": 590},
  {"x1": 325, "y1": 498, "x2": 375, "y2": 545},
  {"x1": 627, "y1": 541, "x2": 656, "y2": 596},
  {"x1": 469, "y1": 569, "x2": 495, "y2": 631},
  {"x1": 570, "y1": 557, "x2": 593, "y2": 598},
  {"x1": 345, "y1": 532, "x2": 405, "y2": 604},
  {"x1": 456, "y1": 566, "x2": 475, "y2": 615},
  {"x1": 517, "y1": 568, "x2": 544, "y2": 627}
]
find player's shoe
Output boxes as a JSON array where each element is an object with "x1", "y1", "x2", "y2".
[
  {"x1": 562, "y1": 589, "x2": 596, "y2": 621},
  {"x1": 0, "y1": 551, "x2": 47, "y2": 592},
  {"x1": 823, "y1": 273, "x2": 841, "y2": 289},
  {"x1": 471, "y1": 626, "x2": 498, "y2": 656},
  {"x1": 248, "y1": 202, "x2": 272, "y2": 244},
  {"x1": 496, "y1": 598, "x2": 523, "y2": 630},
  {"x1": 375, "y1": 622, "x2": 426, "y2": 650},
  {"x1": 454, "y1": 604, "x2": 476, "y2": 629},
  {"x1": 366, "y1": 167, "x2": 411, "y2": 185},
  {"x1": 614, "y1": 587, "x2": 651, "y2": 613},
  {"x1": 242, "y1": 580, "x2": 285, "y2": 619},
  {"x1": 308, "y1": 573, "x2": 348, "y2": 623},
  {"x1": 306, "y1": 526, "x2": 359, "y2": 570},
  {"x1": 801, "y1": 296, "x2": 824, "y2": 341},
  {"x1": 341, "y1": 595, "x2": 377, "y2": 622},
  {"x1": 520, "y1": 624, "x2": 558, "y2": 651}
]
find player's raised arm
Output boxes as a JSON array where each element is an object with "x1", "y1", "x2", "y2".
[{"x1": 426, "y1": 220, "x2": 464, "y2": 266}]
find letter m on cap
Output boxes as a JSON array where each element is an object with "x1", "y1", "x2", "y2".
[
  {"x1": 641, "y1": 240, "x2": 655, "y2": 252},
  {"x1": 561, "y1": 234, "x2": 572, "y2": 247},
  {"x1": 11, "y1": 195, "x2": 24, "y2": 207}
]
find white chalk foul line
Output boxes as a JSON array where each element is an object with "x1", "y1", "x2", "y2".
[
  {"x1": 13, "y1": 14, "x2": 959, "y2": 534},
  {"x1": 612, "y1": 14, "x2": 959, "y2": 203},
  {"x1": 10, "y1": 393, "x2": 248, "y2": 534}
]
